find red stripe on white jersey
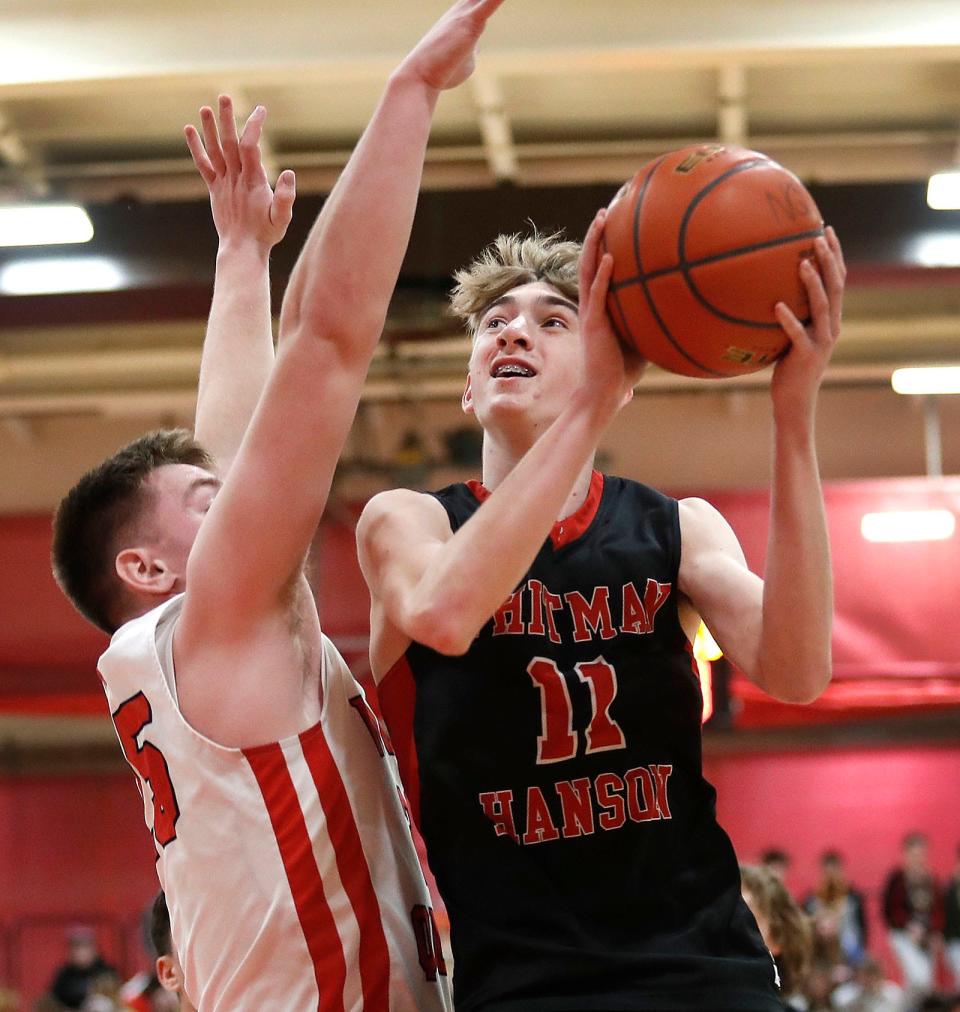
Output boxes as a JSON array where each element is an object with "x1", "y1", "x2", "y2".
[
  {"x1": 299, "y1": 722, "x2": 391, "y2": 1009},
  {"x1": 243, "y1": 740, "x2": 345, "y2": 1012},
  {"x1": 378, "y1": 655, "x2": 421, "y2": 826}
]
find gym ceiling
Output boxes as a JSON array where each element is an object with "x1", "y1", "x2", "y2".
[{"x1": 2, "y1": 0, "x2": 960, "y2": 508}]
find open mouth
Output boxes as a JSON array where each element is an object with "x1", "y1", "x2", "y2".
[{"x1": 491, "y1": 360, "x2": 535, "y2": 378}]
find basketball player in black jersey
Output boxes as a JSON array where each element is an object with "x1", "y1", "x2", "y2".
[{"x1": 356, "y1": 210, "x2": 845, "y2": 1010}]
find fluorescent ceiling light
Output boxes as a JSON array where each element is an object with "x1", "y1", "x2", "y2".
[
  {"x1": 0, "y1": 204, "x2": 94, "y2": 247},
  {"x1": 861, "y1": 510, "x2": 955, "y2": 543},
  {"x1": 891, "y1": 366, "x2": 960, "y2": 395},
  {"x1": 927, "y1": 171, "x2": 960, "y2": 211},
  {"x1": 0, "y1": 257, "x2": 124, "y2": 295},
  {"x1": 909, "y1": 232, "x2": 960, "y2": 268}
]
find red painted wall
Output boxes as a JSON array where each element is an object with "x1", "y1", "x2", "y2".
[
  {"x1": 3, "y1": 744, "x2": 959, "y2": 1003},
  {"x1": 5, "y1": 477, "x2": 960, "y2": 724},
  {"x1": 0, "y1": 774, "x2": 158, "y2": 1005},
  {"x1": 3, "y1": 479, "x2": 960, "y2": 1001},
  {"x1": 708, "y1": 742, "x2": 960, "y2": 984}
]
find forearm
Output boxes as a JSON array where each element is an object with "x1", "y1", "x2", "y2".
[
  {"x1": 195, "y1": 242, "x2": 274, "y2": 473},
  {"x1": 758, "y1": 415, "x2": 833, "y2": 701},
  {"x1": 405, "y1": 396, "x2": 614, "y2": 653},
  {"x1": 280, "y1": 72, "x2": 439, "y2": 351}
]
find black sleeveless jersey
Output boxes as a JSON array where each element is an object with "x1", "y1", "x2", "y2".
[{"x1": 379, "y1": 472, "x2": 783, "y2": 1011}]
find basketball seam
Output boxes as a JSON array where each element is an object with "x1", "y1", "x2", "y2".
[
  {"x1": 605, "y1": 158, "x2": 660, "y2": 356},
  {"x1": 610, "y1": 227, "x2": 826, "y2": 292},
  {"x1": 681, "y1": 226, "x2": 825, "y2": 329},
  {"x1": 679, "y1": 158, "x2": 823, "y2": 330},
  {"x1": 625, "y1": 156, "x2": 724, "y2": 377}
]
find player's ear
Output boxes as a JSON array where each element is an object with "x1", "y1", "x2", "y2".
[
  {"x1": 115, "y1": 548, "x2": 178, "y2": 596},
  {"x1": 461, "y1": 374, "x2": 474, "y2": 415},
  {"x1": 156, "y1": 954, "x2": 184, "y2": 993}
]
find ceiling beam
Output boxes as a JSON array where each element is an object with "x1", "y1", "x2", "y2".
[
  {"x1": 0, "y1": 106, "x2": 47, "y2": 197},
  {"x1": 716, "y1": 64, "x2": 748, "y2": 148},
  {"x1": 471, "y1": 71, "x2": 519, "y2": 182},
  {"x1": 4, "y1": 127, "x2": 958, "y2": 203}
]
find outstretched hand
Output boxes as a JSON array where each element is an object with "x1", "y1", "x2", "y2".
[
  {"x1": 184, "y1": 95, "x2": 296, "y2": 251},
  {"x1": 770, "y1": 225, "x2": 846, "y2": 421},
  {"x1": 576, "y1": 208, "x2": 647, "y2": 415},
  {"x1": 397, "y1": 0, "x2": 505, "y2": 92}
]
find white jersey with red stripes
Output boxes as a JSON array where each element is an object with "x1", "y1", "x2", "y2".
[{"x1": 98, "y1": 594, "x2": 451, "y2": 1012}]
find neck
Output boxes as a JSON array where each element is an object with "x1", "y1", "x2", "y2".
[{"x1": 480, "y1": 428, "x2": 597, "y2": 521}]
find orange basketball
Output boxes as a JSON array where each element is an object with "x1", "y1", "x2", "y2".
[{"x1": 602, "y1": 143, "x2": 825, "y2": 378}]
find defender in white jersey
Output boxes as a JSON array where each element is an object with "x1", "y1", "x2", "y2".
[
  {"x1": 101, "y1": 597, "x2": 442, "y2": 1010},
  {"x1": 51, "y1": 2, "x2": 505, "y2": 1008}
]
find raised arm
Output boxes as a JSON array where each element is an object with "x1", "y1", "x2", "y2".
[
  {"x1": 185, "y1": 98, "x2": 295, "y2": 474},
  {"x1": 278, "y1": 0, "x2": 505, "y2": 358},
  {"x1": 359, "y1": 211, "x2": 644, "y2": 658},
  {"x1": 181, "y1": 0, "x2": 505, "y2": 641},
  {"x1": 678, "y1": 227, "x2": 845, "y2": 704}
]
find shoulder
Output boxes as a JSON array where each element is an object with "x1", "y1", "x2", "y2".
[
  {"x1": 102, "y1": 596, "x2": 182, "y2": 660},
  {"x1": 356, "y1": 487, "x2": 452, "y2": 548},
  {"x1": 678, "y1": 496, "x2": 742, "y2": 550},
  {"x1": 677, "y1": 495, "x2": 725, "y2": 526}
]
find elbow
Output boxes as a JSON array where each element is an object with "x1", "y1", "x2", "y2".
[
  {"x1": 405, "y1": 604, "x2": 476, "y2": 657},
  {"x1": 279, "y1": 281, "x2": 383, "y2": 356},
  {"x1": 781, "y1": 680, "x2": 828, "y2": 706},
  {"x1": 754, "y1": 657, "x2": 832, "y2": 705}
]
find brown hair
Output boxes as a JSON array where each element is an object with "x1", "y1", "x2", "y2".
[
  {"x1": 150, "y1": 891, "x2": 172, "y2": 958},
  {"x1": 449, "y1": 229, "x2": 581, "y2": 336},
  {"x1": 741, "y1": 863, "x2": 812, "y2": 994},
  {"x1": 52, "y1": 429, "x2": 212, "y2": 634}
]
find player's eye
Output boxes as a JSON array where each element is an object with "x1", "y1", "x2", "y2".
[
  {"x1": 483, "y1": 316, "x2": 506, "y2": 330},
  {"x1": 542, "y1": 316, "x2": 567, "y2": 329}
]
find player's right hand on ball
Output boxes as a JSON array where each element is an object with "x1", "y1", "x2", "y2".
[{"x1": 577, "y1": 208, "x2": 647, "y2": 415}]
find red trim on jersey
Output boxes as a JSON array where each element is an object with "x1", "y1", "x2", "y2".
[
  {"x1": 298, "y1": 723, "x2": 391, "y2": 1009},
  {"x1": 466, "y1": 470, "x2": 605, "y2": 550},
  {"x1": 243, "y1": 740, "x2": 345, "y2": 1012},
  {"x1": 378, "y1": 655, "x2": 422, "y2": 826},
  {"x1": 464, "y1": 478, "x2": 488, "y2": 502}
]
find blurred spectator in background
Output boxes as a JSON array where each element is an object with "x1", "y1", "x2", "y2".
[
  {"x1": 945, "y1": 844, "x2": 960, "y2": 991},
  {"x1": 804, "y1": 961, "x2": 838, "y2": 1012},
  {"x1": 47, "y1": 926, "x2": 118, "y2": 1010},
  {"x1": 761, "y1": 847, "x2": 793, "y2": 883},
  {"x1": 79, "y1": 972, "x2": 126, "y2": 1011},
  {"x1": 149, "y1": 893, "x2": 194, "y2": 1012},
  {"x1": 741, "y1": 863, "x2": 813, "y2": 1010},
  {"x1": 805, "y1": 849, "x2": 869, "y2": 971},
  {"x1": 882, "y1": 831, "x2": 943, "y2": 1008},
  {"x1": 33, "y1": 998, "x2": 66, "y2": 1011},
  {"x1": 830, "y1": 956, "x2": 904, "y2": 1012},
  {"x1": 916, "y1": 996, "x2": 960, "y2": 1012}
]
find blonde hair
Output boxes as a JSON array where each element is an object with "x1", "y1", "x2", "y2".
[
  {"x1": 450, "y1": 229, "x2": 581, "y2": 336},
  {"x1": 741, "y1": 863, "x2": 812, "y2": 994}
]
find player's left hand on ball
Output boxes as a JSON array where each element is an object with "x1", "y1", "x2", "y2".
[{"x1": 770, "y1": 225, "x2": 845, "y2": 416}]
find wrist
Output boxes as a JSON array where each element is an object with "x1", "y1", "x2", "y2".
[
  {"x1": 386, "y1": 66, "x2": 443, "y2": 107},
  {"x1": 216, "y1": 238, "x2": 272, "y2": 266},
  {"x1": 567, "y1": 385, "x2": 620, "y2": 431},
  {"x1": 772, "y1": 402, "x2": 816, "y2": 444}
]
